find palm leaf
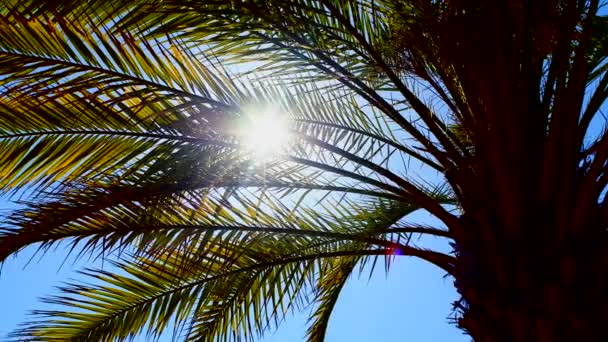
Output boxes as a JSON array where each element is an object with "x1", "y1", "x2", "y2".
[
  {"x1": 0, "y1": 1, "x2": 470, "y2": 341},
  {"x1": 9, "y1": 192, "x2": 453, "y2": 341},
  {"x1": 0, "y1": 7, "x2": 244, "y2": 193}
]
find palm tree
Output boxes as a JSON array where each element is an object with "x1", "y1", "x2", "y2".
[{"x1": 1, "y1": 0, "x2": 607, "y2": 341}]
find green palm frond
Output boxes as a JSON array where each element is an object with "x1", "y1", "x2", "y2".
[
  {"x1": 0, "y1": 1, "x2": 474, "y2": 341},
  {"x1": 0, "y1": 161, "x2": 452, "y2": 263},
  {"x1": 8, "y1": 194, "x2": 453, "y2": 341},
  {"x1": 306, "y1": 255, "x2": 358, "y2": 342},
  {"x1": 107, "y1": 0, "x2": 464, "y2": 161},
  {"x1": 0, "y1": 7, "x2": 244, "y2": 192},
  {"x1": 0, "y1": 67, "x2": 452, "y2": 264},
  {"x1": 10, "y1": 249, "x2": 377, "y2": 342}
]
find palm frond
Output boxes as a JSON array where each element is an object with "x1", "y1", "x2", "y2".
[
  {"x1": 0, "y1": 7, "x2": 245, "y2": 192},
  {"x1": 306, "y1": 256, "x2": 358, "y2": 342},
  {"x1": 9, "y1": 190, "x2": 453, "y2": 341},
  {"x1": 0, "y1": 1, "x2": 478, "y2": 341},
  {"x1": 9, "y1": 245, "x2": 395, "y2": 341},
  {"x1": 108, "y1": 0, "x2": 464, "y2": 164}
]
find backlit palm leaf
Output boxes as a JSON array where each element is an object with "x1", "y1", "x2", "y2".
[
  {"x1": 0, "y1": 8, "x2": 243, "y2": 192},
  {"x1": 0, "y1": 1, "x2": 461, "y2": 340},
  {"x1": 8, "y1": 197, "x2": 452, "y2": 341}
]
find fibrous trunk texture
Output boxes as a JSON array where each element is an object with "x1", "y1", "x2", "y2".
[{"x1": 453, "y1": 216, "x2": 608, "y2": 341}]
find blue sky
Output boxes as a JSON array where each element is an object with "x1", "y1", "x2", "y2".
[{"x1": 261, "y1": 256, "x2": 468, "y2": 342}]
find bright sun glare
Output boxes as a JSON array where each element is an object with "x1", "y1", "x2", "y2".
[{"x1": 240, "y1": 105, "x2": 291, "y2": 160}]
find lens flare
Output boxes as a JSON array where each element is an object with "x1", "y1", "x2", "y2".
[{"x1": 239, "y1": 105, "x2": 291, "y2": 160}]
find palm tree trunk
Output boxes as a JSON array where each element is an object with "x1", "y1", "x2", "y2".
[{"x1": 453, "y1": 221, "x2": 608, "y2": 341}]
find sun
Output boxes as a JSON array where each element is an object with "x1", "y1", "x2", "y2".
[{"x1": 239, "y1": 105, "x2": 291, "y2": 160}]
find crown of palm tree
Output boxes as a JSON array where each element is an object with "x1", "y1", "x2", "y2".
[{"x1": 0, "y1": 0, "x2": 606, "y2": 341}]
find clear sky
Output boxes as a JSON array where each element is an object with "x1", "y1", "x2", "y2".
[{"x1": 0, "y1": 211, "x2": 469, "y2": 341}]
